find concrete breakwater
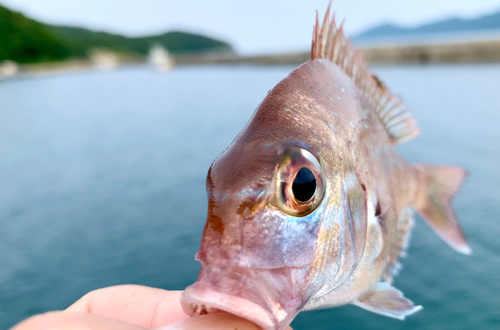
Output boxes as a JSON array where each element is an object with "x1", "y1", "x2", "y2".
[
  {"x1": 174, "y1": 36, "x2": 500, "y2": 65},
  {"x1": 359, "y1": 37, "x2": 500, "y2": 64}
]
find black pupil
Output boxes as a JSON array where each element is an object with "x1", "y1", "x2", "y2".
[{"x1": 292, "y1": 167, "x2": 317, "y2": 202}]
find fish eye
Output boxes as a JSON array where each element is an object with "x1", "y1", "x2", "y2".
[
  {"x1": 292, "y1": 168, "x2": 316, "y2": 202},
  {"x1": 276, "y1": 147, "x2": 325, "y2": 216}
]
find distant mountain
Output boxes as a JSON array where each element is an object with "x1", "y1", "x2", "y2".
[
  {"x1": 47, "y1": 26, "x2": 233, "y2": 57},
  {"x1": 0, "y1": 4, "x2": 233, "y2": 64},
  {"x1": 356, "y1": 8, "x2": 500, "y2": 40}
]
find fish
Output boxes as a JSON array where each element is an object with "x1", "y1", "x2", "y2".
[{"x1": 180, "y1": 3, "x2": 471, "y2": 330}]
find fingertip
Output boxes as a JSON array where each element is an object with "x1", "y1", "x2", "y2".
[
  {"x1": 154, "y1": 313, "x2": 294, "y2": 330},
  {"x1": 154, "y1": 313, "x2": 260, "y2": 330}
]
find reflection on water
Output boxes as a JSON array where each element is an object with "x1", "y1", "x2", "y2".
[{"x1": 0, "y1": 64, "x2": 499, "y2": 329}]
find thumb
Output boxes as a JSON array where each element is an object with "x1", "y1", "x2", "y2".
[{"x1": 155, "y1": 312, "x2": 293, "y2": 330}]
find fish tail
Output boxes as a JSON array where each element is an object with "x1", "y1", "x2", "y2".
[{"x1": 413, "y1": 164, "x2": 471, "y2": 254}]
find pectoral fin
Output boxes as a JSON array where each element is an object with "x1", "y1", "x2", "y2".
[{"x1": 353, "y1": 282, "x2": 422, "y2": 320}]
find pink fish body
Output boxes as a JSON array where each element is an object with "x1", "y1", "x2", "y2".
[{"x1": 181, "y1": 4, "x2": 470, "y2": 330}]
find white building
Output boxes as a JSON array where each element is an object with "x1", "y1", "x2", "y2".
[
  {"x1": 0, "y1": 60, "x2": 19, "y2": 78},
  {"x1": 90, "y1": 50, "x2": 120, "y2": 71},
  {"x1": 148, "y1": 44, "x2": 174, "y2": 72}
]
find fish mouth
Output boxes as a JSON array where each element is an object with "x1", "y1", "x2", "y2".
[
  {"x1": 181, "y1": 265, "x2": 303, "y2": 330},
  {"x1": 182, "y1": 282, "x2": 277, "y2": 329}
]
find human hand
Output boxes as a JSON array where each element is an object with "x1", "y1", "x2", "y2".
[{"x1": 12, "y1": 285, "x2": 292, "y2": 330}]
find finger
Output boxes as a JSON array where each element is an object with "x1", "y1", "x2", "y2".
[
  {"x1": 67, "y1": 285, "x2": 189, "y2": 328},
  {"x1": 154, "y1": 313, "x2": 257, "y2": 330},
  {"x1": 11, "y1": 311, "x2": 145, "y2": 330},
  {"x1": 155, "y1": 313, "x2": 293, "y2": 330}
]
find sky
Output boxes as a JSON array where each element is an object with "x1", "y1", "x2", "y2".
[{"x1": 2, "y1": 0, "x2": 500, "y2": 54}]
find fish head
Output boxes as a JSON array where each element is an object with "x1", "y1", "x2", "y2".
[{"x1": 181, "y1": 60, "x2": 370, "y2": 330}]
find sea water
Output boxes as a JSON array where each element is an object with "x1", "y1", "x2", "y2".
[{"x1": 0, "y1": 64, "x2": 499, "y2": 329}]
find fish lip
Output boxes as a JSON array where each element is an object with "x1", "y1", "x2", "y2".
[{"x1": 181, "y1": 282, "x2": 277, "y2": 330}]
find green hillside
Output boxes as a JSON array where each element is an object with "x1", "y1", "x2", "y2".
[
  {"x1": 0, "y1": 5, "x2": 69, "y2": 63},
  {"x1": 47, "y1": 25, "x2": 232, "y2": 57},
  {"x1": 131, "y1": 31, "x2": 233, "y2": 55},
  {"x1": 0, "y1": 4, "x2": 233, "y2": 64}
]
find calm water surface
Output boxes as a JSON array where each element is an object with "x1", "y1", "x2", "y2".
[{"x1": 0, "y1": 64, "x2": 499, "y2": 329}]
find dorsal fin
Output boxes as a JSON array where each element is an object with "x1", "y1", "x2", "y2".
[{"x1": 311, "y1": 2, "x2": 420, "y2": 144}]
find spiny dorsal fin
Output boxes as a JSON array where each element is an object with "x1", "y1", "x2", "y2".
[
  {"x1": 311, "y1": 2, "x2": 420, "y2": 144},
  {"x1": 382, "y1": 208, "x2": 415, "y2": 283}
]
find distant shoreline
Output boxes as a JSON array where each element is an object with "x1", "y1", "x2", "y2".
[{"x1": 2, "y1": 37, "x2": 500, "y2": 79}]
